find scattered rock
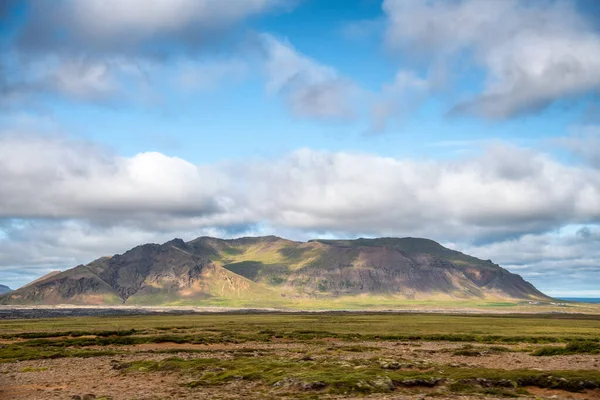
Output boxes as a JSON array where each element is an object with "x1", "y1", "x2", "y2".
[
  {"x1": 380, "y1": 361, "x2": 402, "y2": 370},
  {"x1": 355, "y1": 380, "x2": 372, "y2": 391},
  {"x1": 301, "y1": 381, "x2": 327, "y2": 391},
  {"x1": 370, "y1": 376, "x2": 394, "y2": 391},
  {"x1": 395, "y1": 378, "x2": 443, "y2": 387},
  {"x1": 110, "y1": 361, "x2": 130, "y2": 370},
  {"x1": 582, "y1": 380, "x2": 598, "y2": 389},
  {"x1": 496, "y1": 379, "x2": 515, "y2": 388},
  {"x1": 273, "y1": 378, "x2": 300, "y2": 388}
]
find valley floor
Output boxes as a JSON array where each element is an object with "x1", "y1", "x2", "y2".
[{"x1": 0, "y1": 313, "x2": 599, "y2": 400}]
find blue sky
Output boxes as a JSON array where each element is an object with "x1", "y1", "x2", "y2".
[{"x1": 0, "y1": 0, "x2": 600, "y2": 297}]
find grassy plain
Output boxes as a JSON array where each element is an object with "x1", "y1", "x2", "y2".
[
  {"x1": 2, "y1": 312, "x2": 600, "y2": 340},
  {"x1": 1, "y1": 313, "x2": 600, "y2": 399}
]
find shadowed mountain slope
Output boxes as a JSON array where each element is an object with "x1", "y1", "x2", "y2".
[
  {"x1": 0, "y1": 285, "x2": 12, "y2": 295},
  {"x1": 0, "y1": 236, "x2": 549, "y2": 306}
]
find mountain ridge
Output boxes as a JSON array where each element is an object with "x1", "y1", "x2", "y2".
[{"x1": 0, "y1": 236, "x2": 550, "y2": 306}]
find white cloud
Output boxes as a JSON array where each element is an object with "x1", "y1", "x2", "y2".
[
  {"x1": 260, "y1": 34, "x2": 360, "y2": 119},
  {"x1": 239, "y1": 145, "x2": 600, "y2": 239},
  {"x1": 0, "y1": 133, "x2": 233, "y2": 222},
  {"x1": 382, "y1": 0, "x2": 600, "y2": 118},
  {"x1": 0, "y1": 134, "x2": 600, "y2": 238},
  {"x1": 3, "y1": 133, "x2": 600, "y2": 237}
]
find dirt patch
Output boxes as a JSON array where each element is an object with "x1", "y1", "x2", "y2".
[{"x1": 0, "y1": 355, "x2": 188, "y2": 400}]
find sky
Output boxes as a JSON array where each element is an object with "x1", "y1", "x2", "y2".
[{"x1": 0, "y1": 0, "x2": 599, "y2": 297}]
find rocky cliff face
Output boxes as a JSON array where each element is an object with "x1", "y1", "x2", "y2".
[{"x1": 0, "y1": 236, "x2": 549, "y2": 306}]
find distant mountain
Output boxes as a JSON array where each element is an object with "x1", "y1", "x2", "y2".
[
  {"x1": 0, "y1": 236, "x2": 549, "y2": 306},
  {"x1": 0, "y1": 284, "x2": 12, "y2": 295}
]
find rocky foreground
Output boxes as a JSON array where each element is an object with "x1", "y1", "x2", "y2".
[
  {"x1": 3, "y1": 340, "x2": 599, "y2": 400},
  {"x1": 2, "y1": 312, "x2": 599, "y2": 399}
]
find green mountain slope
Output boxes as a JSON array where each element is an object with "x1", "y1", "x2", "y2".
[{"x1": 0, "y1": 236, "x2": 550, "y2": 306}]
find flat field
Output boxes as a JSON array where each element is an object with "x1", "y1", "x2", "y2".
[{"x1": 1, "y1": 313, "x2": 600, "y2": 399}]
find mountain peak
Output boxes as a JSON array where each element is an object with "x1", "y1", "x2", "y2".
[{"x1": 163, "y1": 238, "x2": 187, "y2": 248}]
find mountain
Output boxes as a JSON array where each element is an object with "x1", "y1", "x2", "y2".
[
  {"x1": 0, "y1": 285, "x2": 12, "y2": 295},
  {"x1": 0, "y1": 236, "x2": 549, "y2": 306}
]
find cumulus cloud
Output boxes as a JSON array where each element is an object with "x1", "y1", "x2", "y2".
[
  {"x1": 382, "y1": 0, "x2": 600, "y2": 119},
  {"x1": 0, "y1": 133, "x2": 234, "y2": 223},
  {"x1": 261, "y1": 34, "x2": 360, "y2": 119},
  {"x1": 3, "y1": 133, "x2": 600, "y2": 238},
  {"x1": 240, "y1": 145, "x2": 600, "y2": 240}
]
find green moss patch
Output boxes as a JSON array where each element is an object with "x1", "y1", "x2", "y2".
[
  {"x1": 118, "y1": 356, "x2": 600, "y2": 395},
  {"x1": 532, "y1": 340, "x2": 600, "y2": 356},
  {"x1": 0, "y1": 343, "x2": 121, "y2": 363}
]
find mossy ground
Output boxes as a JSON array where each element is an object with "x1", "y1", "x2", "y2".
[
  {"x1": 119, "y1": 355, "x2": 600, "y2": 395},
  {"x1": 1, "y1": 312, "x2": 600, "y2": 399}
]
